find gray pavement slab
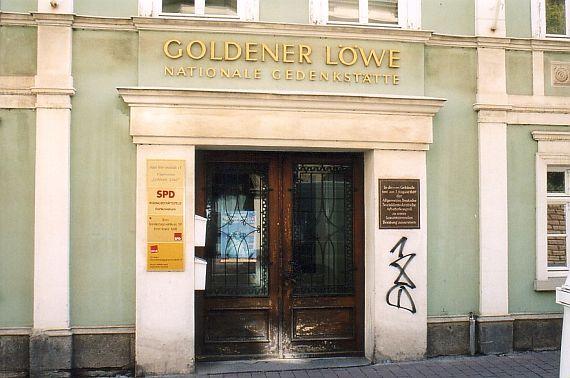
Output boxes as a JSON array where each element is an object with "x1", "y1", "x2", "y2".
[{"x1": 195, "y1": 350, "x2": 561, "y2": 377}]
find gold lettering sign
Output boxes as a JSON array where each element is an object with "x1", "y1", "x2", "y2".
[
  {"x1": 162, "y1": 39, "x2": 401, "y2": 86},
  {"x1": 147, "y1": 160, "x2": 185, "y2": 272}
]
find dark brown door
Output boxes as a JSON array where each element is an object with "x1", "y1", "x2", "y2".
[{"x1": 196, "y1": 152, "x2": 363, "y2": 360}]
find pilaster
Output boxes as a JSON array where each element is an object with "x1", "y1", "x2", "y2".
[
  {"x1": 475, "y1": 8, "x2": 511, "y2": 352},
  {"x1": 475, "y1": 0, "x2": 506, "y2": 37},
  {"x1": 31, "y1": 2, "x2": 74, "y2": 376},
  {"x1": 364, "y1": 149, "x2": 428, "y2": 362}
]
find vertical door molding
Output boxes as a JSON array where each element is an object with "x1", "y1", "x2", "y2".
[{"x1": 135, "y1": 145, "x2": 196, "y2": 375}]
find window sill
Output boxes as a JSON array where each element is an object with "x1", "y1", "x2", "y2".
[
  {"x1": 158, "y1": 13, "x2": 240, "y2": 20},
  {"x1": 534, "y1": 276, "x2": 568, "y2": 291},
  {"x1": 327, "y1": 21, "x2": 400, "y2": 29},
  {"x1": 544, "y1": 34, "x2": 570, "y2": 40}
]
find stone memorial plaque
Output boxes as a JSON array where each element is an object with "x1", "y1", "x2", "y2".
[{"x1": 379, "y1": 179, "x2": 420, "y2": 229}]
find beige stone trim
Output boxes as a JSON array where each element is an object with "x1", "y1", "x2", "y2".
[
  {"x1": 71, "y1": 326, "x2": 135, "y2": 335},
  {"x1": 32, "y1": 12, "x2": 73, "y2": 26},
  {"x1": 533, "y1": 51, "x2": 545, "y2": 95},
  {"x1": 119, "y1": 88, "x2": 445, "y2": 115},
  {"x1": 535, "y1": 277, "x2": 569, "y2": 291},
  {"x1": 427, "y1": 315, "x2": 470, "y2": 323},
  {"x1": 0, "y1": 12, "x2": 37, "y2": 26},
  {"x1": 131, "y1": 137, "x2": 431, "y2": 151},
  {"x1": 427, "y1": 313, "x2": 563, "y2": 323},
  {"x1": 0, "y1": 76, "x2": 35, "y2": 109},
  {"x1": 119, "y1": 88, "x2": 445, "y2": 150},
  {"x1": 532, "y1": 131, "x2": 570, "y2": 142},
  {"x1": 0, "y1": 328, "x2": 32, "y2": 336},
  {"x1": 475, "y1": 96, "x2": 570, "y2": 126},
  {"x1": 1, "y1": 11, "x2": 570, "y2": 51},
  {"x1": 32, "y1": 1, "x2": 74, "y2": 335},
  {"x1": 0, "y1": 326, "x2": 136, "y2": 336},
  {"x1": 0, "y1": 94, "x2": 36, "y2": 108},
  {"x1": 476, "y1": 315, "x2": 515, "y2": 323},
  {"x1": 74, "y1": 16, "x2": 136, "y2": 31}
]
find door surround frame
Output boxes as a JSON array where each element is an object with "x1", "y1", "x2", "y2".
[{"x1": 119, "y1": 87, "x2": 445, "y2": 374}]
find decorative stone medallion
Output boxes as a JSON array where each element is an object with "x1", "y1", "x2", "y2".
[{"x1": 552, "y1": 62, "x2": 570, "y2": 87}]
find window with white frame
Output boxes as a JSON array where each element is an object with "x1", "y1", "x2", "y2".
[
  {"x1": 311, "y1": 0, "x2": 421, "y2": 29},
  {"x1": 531, "y1": 0, "x2": 570, "y2": 37},
  {"x1": 546, "y1": 0, "x2": 570, "y2": 36},
  {"x1": 140, "y1": 0, "x2": 258, "y2": 20},
  {"x1": 533, "y1": 131, "x2": 570, "y2": 291},
  {"x1": 546, "y1": 167, "x2": 570, "y2": 270}
]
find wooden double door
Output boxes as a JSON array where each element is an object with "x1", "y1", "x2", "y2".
[{"x1": 195, "y1": 152, "x2": 364, "y2": 360}]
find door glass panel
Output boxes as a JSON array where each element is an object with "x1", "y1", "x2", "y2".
[
  {"x1": 205, "y1": 163, "x2": 269, "y2": 296},
  {"x1": 292, "y1": 164, "x2": 354, "y2": 296}
]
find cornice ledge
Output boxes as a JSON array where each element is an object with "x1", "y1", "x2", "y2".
[
  {"x1": 131, "y1": 17, "x2": 432, "y2": 42},
  {"x1": 530, "y1": 38, "x2": 570, "y2": 52},
  {"x1": 476, "y1": 36, "x2": 512, "y2": 48},
  {"x1": 31, "y1": 87, "x2": 76, "y2": 96},
  {"x1": 33, "y1": 12, "x2": 74, "y2": 26},
  {"x1": 426, "y1": 34, "x2": 477, "y2": 48},
  {"x1": 473, "y1": 103, "x2": 512, "y2": 112},
  {"x1": 118, "y1": 87, "x2": 446, "y2": 116},
  {"x1": 0, "y1": 12, "x2": 36, "y2": 26},
  {"x1": 532, "y1": 131, "x2": 570, "y2": 142},
  {"x1": 74, "y1": 15, "x2": 136, "y2": 31}
]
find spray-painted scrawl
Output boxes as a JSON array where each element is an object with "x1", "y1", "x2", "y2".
[{"x1": 386, "y1": 237, "x2": 417, "y2": 314}]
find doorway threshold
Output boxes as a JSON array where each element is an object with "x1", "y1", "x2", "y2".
[{"x1": 196, "y1": 357, "x2": 370, "y2": 375}]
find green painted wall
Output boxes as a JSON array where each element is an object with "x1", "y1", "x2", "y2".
[
  {"x1": 74, "y1": 0, "x2": 137, "y2": 18},
  {"x1": 544, "y1": 52, "x2": 570, "y2": 96},
  {"x1": 425, "y1": 46, "x2": 479, "y2": 316},
  {"x1": 259, "y1": 0, "x2": 310, "y2": 24},
  {"x1": 422, "y1": 0, "x2": 475, "y2": 36},
  {"x1": 506, "y1": 0, "x2": 532, "y2": 38},
  {"x1": 70, "y1": 30, "x2": 138, "y2": 326},
  {"x1": 506, "y1": 50, "x2": 533, "y2": 95},
  {"x1": 0, "y1": 26, "x2": 36, "y2": 76},
  {"x1": 0, "y1": 109, "x2": 35, "y2": 327},
  {"x1": 507, "y1": 125, "x2": 566, "y2": 314},
  {"x1": 0, "y1": 0, "x2": 35, "y2": 13}
]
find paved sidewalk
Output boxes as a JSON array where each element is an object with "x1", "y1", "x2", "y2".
[{"x1": 201, "y1": 351, "x2": 561, "y2": 377}]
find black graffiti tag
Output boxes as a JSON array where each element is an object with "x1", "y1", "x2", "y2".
[{"x1": 386, "y1": 237, "x2": 417, "y2": 314}]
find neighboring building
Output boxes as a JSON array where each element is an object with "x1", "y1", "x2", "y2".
[{"x1": 0, "y1": 0, "x2": 569, "y2": 376}]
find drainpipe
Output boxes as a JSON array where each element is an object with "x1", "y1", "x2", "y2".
[
  {"x1": 469, "y1": 312, "x2": 477, "y2": 356},
  {"x1": 556, "y1": 275, "x2": 570, "y2": 376}
]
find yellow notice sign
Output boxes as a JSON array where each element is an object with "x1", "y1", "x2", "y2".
[
  {"x1": 147, "y1": 159, "x2": 185, "y2": 272},
  {"x1": 147, "y1": 243, "x2": 184, "y2": 271}
]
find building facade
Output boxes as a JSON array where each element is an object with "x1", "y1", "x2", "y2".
[{"x1": 0, "y1": 0, "x2": 569, "y2": 376}]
